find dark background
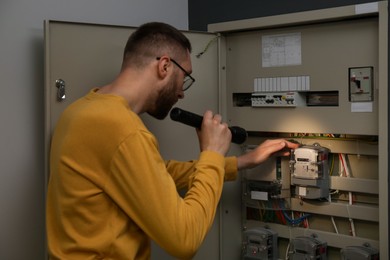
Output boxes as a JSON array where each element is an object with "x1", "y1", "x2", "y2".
[{"x1": 188, "y1": 0, "x2": 378, "y2": 31}]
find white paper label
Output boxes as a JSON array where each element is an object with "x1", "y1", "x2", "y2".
[
  {"x1": 251, "y1": 191, "x2": 268, "y2": 201},
  {"x1": 351, "y1": 102, "x2": 373, "y2": 112},
  {"x1": 262, "y1": 33, "x2": 302, "y2": 67},
  {"x1": 298, "y1": 186, "x2": 307, "y2": 196}
]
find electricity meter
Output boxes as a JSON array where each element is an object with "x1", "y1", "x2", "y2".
[
  {"x1": 288, "y1": 235, "x2": 327, "y2": 260},
  {"x1": 290, "y1": 144, "x2": 330, "y2": 199},
  {"x1": 242, "y1": 227, "x2": 278, "y2": 260}
]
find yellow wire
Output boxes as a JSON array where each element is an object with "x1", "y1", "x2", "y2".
[{"x1": 195, "y1": 35, "x2": 220, "y2": 58}]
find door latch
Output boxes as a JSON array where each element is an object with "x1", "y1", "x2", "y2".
[{"x1": 56, "y1": 79, "x2": 66, "y2": 101}]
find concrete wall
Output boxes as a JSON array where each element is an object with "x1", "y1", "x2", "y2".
[{"x1": 0, "y1": 1, "x2": 187, "y2": 259}]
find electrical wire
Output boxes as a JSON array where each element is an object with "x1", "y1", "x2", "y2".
[
  {"x1": 195, "y1": 35, "x2": 220, "y2": 58},
  {"x1": 273, "y1": 200, "x2": 286, "y2": 225},
  {"x1": 329, "y1": 153, "x2": 335, "y2": 176},
  {"x1": 331, "y1": 216, "x2": 339, "y2": 234},
  {"x1": 339, "y1": 153, "x2": 357, "y2": 237},
  {"x1": 279, "y1": 200, "x2": 310, "y2": 226},
  {"x1": 349, "y1": 218, "x2": 356, "y2": 236},
  {"x1": 329, "y1": 194, "x2": 339, "y2": 234},
  {"x1": 285, "y1": 242, "x2": 291, "y2": 260}
]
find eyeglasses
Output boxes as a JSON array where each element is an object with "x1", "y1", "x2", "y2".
[{"x1": 156, "y1": 57, "x2": 195, "y2": 91}]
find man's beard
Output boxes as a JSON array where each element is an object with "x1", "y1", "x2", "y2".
[{"x1": 147, "y1": 78, "x2": 178, "y2": 120}]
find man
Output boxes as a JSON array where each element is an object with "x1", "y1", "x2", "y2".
[{"x1": 46, "y1": 22, "x2": 298, "y2": 259}]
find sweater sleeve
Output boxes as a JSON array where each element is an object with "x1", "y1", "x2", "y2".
[
  {"x1": 166, "y1": 156, "x2": 238, "y2": 190},
  {"x1": 105, "y1": 130, "x2": 228, "y2": 259}
]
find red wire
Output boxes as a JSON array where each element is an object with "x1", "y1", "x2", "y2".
[
  {"x1": 339, "y1": 153, "x2": 346, "y2": 177},
  {"x1": 274, "y1": 200, "x2": 286, "y2": 225}
]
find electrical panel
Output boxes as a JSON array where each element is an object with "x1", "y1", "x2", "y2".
[
  {"x1": 210, "y1": 2, "x2": 386, "y2": 259},
  {"x1": 242, "y1": 139, "x2": 379, "y2": 259}
]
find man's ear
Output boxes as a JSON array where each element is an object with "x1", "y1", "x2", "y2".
[{"x1": 156, "y1": 56, "x2": 171, "y2": 79}]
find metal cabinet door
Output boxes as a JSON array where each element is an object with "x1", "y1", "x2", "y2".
[{"x1": 44, "y1": 20, "x2": 221, "y2": 260}]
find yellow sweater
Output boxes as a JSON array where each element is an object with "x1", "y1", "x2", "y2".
[{"x1": 46, "y1": 89, "x2": 238, "y2": 259}]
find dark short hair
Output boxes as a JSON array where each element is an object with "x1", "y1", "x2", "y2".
[{"x1": 122, "y1": 22, "x2": 192, "y2": 69}]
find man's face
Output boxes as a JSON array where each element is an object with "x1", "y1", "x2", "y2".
[
  {"x1": 148, "y1": 74, "x2": 180, "y2": 120},
  {"x1": 148, "y1": 56, "x2": 191, "y2": 120}
]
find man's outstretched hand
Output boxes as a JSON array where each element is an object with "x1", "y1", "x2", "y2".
[{"x1": 237, "y1": 139, "x2": 300, "y2": 170}]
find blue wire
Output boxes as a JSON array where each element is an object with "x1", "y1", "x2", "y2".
[{"x1": 279, "y1": 200, "x2": 311, "y2": 225}]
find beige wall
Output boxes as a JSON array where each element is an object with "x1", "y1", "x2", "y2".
[{"x1": 0, "y1": 1, "x2": 188, "y2": 259}]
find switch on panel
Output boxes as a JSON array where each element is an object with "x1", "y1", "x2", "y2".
[{"x1": 349, "y1": 67, "x2": 374, "y2": 102}]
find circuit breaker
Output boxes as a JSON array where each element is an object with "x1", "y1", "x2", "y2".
[
  {"x1": 251, "y1": 92, "x2": 305, "y2": 107},
  {"x1": 290, "y1": 144, "x2": 330, "y2": 199},
  {"x1": 242, "y1": 227, "x2": 278, "y2": 260},
  {"x1": 349, "y1": 67, "x2": 374, "y2": 102}
]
